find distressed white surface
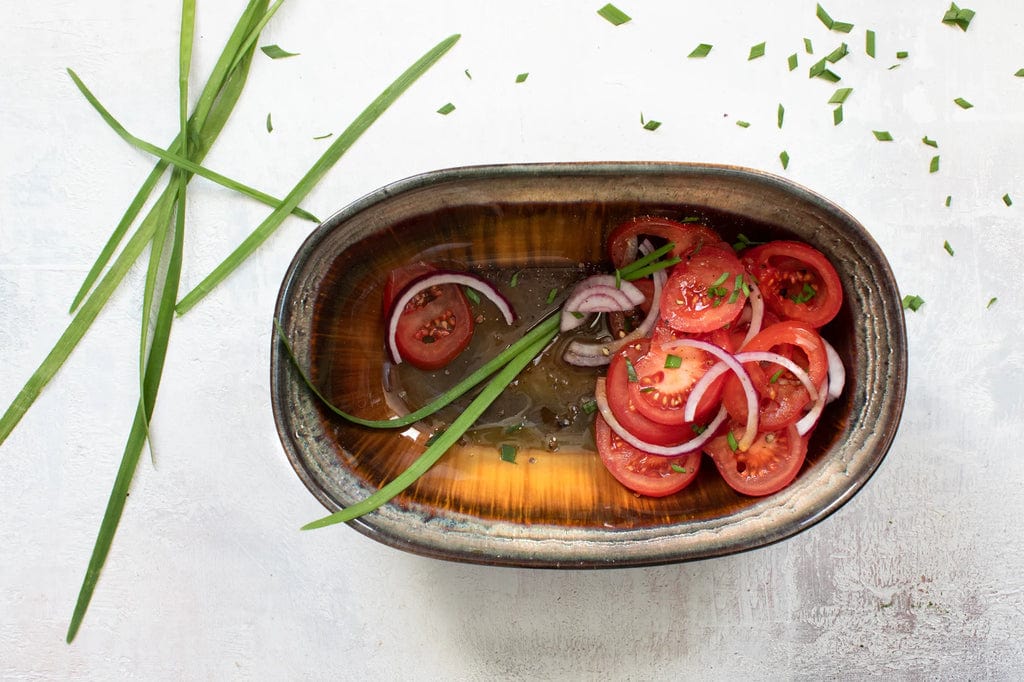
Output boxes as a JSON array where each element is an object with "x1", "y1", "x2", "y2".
[{"x1": 2, "y1": 1, "x2": 1023, "y2": 679}]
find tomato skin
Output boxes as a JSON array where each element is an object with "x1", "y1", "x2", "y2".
[
  {"x1": 742, "y1": 241, "x2": 843, "y2": 328},
  {"x1": 660, "y1": 243, "x2": 748, "y2": 334},
  {"x1": 704, "y1": 423, "x2": 807, "y2": 496},
  {"x1": 594, "y1": 413, "x2": 701, "y2": 497},
  {"x1": 607, "y1": 216, "x2": 722, "y2": 269},
  {"x1": 605, "y1": 341, "x2": 695, "y2": 446},
  {"x1": 721, "y1": 321, "x2": 828, "y2": 430},
  {"x1": 383, "y1": 264, "x2": 475, "y2": 371}
]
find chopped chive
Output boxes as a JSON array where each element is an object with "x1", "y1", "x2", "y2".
[
  {"x1": 711, "y1": 271, "x2": 729, "y2": 287},
  {"x1": 464, "y1": 286, "x2": 481, "y2": 304},
  {"x1": 465, "y1": 68, "x2": 472, "y2": 79},
  {"x1": 582, "y1": 399, "x2": 598, "y2": 415},
  {"x1": 643, "y1": 118, "x2": 662, "y2": 131},
  {"x1": 816, "y1": 4, "x2": 834, "y2": 29},
  {"x1": 788, "y1": 53, "x2": 798, "y2": 71},
  {"x1": 942, "y1": 3, "x2": 975, "y2": 31},
  {"x1": 866, "y1": 29, "x2": 876, "y2": 57},
  {"x1": 809, "y1": 58, "x2": 839, "y2": 81},
  {"x1": 515, "y1": 72, "x2": 529, "y2": 83},
  {"x1": 1016, "y1": 68, "x2": 1024, "y2": 77},
  {"x1": 945, "y1": 195, "x2": 952, "y2": 207},
  {"x1": 873, "y1": 130, "x2": 893, "y2": 141},
  {"x1": 546, "y1": 287, "x2": 558, "y2": 304},
  {"x1": 618, "y1": 241, "x2": 675, "y2": 277},
  {"x1": 902, "y1": 294, "x2": 925, "y2": 311},
  {"x1": 780, "y1": 150, "x2": 790, "y2": 169},
  {"x1": 312, "y1": 132, "x2": 333, "y2": 140},
  {"x1": 597, "y1": 3, "x2": 631, "y2": 25},
  {"x1": 987, "y1": 297, "x2": 998, "y2": 309},
  {"x1": 670, "y1": 464, "x2": 690, "y2": 474},
  {"x1": 728, "y1": 289, "x2": 740, "y2": 304},
  {"x1": 499, "y1": 444, "x2": 518, "y2": 463},
  {"x1": 736, "y1": 120, "x2": 751, "y2": 128},
  {"x1": 954, "y1": 97, "x2": 973, "y2": 109},
  {"x1": 688, "y1": 43, "x2": 713, "y2": 58},
  {"x1": 425, "y1": 431, "x2": 443, "y2": 446},
  {"x1": 777, "y1": 103, "x2": 784, "y2": 129},
  {"x1": 804, "y1": 38, "x2": 814, "y2": 54},
  {"x1": 571, "y1": 311, "x2": 585, "y2": 319},
  {"x1": 625, "y1": 357, "x2": 638, "y2": 382},
  {"x1": 888, "y1": 64, "x2": 901, "y2": 70},
  {"x1": 1003, "y1": 193, "x2": 1013, "y2": 206},
  {"x1": 826, "y1": 42, "x2": 849, "y2": 63},
  {"x1": 791, "y1": 283, "x2": 816, "y2": 304},
  {"x1": 833, "y1": 22, "x2": 854, "y2": 33},
  {"x1": 829, "y1": 87, "x2": 853, "y2": 104},
  {"x1": 748, "y1": 42, "x2": 766, "y2": 60},
  {"x1": 510, "y1": 271, "x2": 520, "y2": 287},
  {"x1": 922, "y1": 136, "x2": 938, "y2": 148},
  {"x1": 260, "y1": 44, "x2": 299, "y2": 59},
  {"x1": 943, "y1": 240, "x2": 954, "y2": 256},
  {"x1": 664, "y1": 354, "x2": 682, "y2": 369},
  {"x1": 437, "y1": 102, "x2": 456, "y2": 115},
  {"x1": 930, "y1": 155, "x2": 940, "y2": 173},
  {"x1": 896, "y1": 50, "x2": 909, "y2": 59},
  {"x1": 769, "y1": 368, "x2": 784, "y2": 383},
  {"x1": 833, "y1": 105, "x2": 843, "y2": 126},
  {"x1": 732, "y1": 233, "x2": 764, "y2": 251},
  {"x1": 726, "y1": 430, "x2": 739, "y2": 452},
  {"x1": 692, "y1": 424, "x2": 707, "y2": 435}
]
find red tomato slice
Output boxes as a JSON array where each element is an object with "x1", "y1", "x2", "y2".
[
  {"x1": 594, "y1": 413, "x2": 701, "y2": 497},
  {"x1": 722, "y1": 321, "x2": 828, "y2": 430},
  {"x1": 607, "y1": 216, "x2": 722, "y2": 269},
  {"x1": 704, "y1": 423, "x2": 807, "y2": 496},
  {"x1": 742, "y1": 241, "x2": 843, "y2": 328},
  {"x1": 605, "y1": 340, "x2": 695, "y2": 446},
  {"x1": 660, "y1": 243, "x2": 748, "y2": 333},
  {"x1": 383, "y1": 263, "x2": 475, "y2": 371}
]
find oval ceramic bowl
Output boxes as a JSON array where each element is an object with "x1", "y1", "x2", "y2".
[{"x1": 271, "y1": 162, "x2": 906, "y2": 567}]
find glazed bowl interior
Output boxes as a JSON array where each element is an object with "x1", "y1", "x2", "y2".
[{"x1": 271, "y1": 162, "x2": 906, "y2": 567}]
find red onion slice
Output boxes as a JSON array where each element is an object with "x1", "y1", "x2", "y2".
[
  {"x1": 796, "y1": 380, "x2": 829, "y2": 436},
  {"x1": 386, "y1": 271, "x2": 515, "y2": 365},
  {"x1": 661, "y1": 338, "x2": 759, "y2": 451},
  {"x1": 595, "y1": 379, "x2": 728, "y2": 456},
  {"x1": 822, "y1": 338, "x2": 845, "y2": 403},
  {"x1": 560, "y1": 278, "x2": 646, "y2": 332},
  {"x1": 738, "y1": 282, "x2": 764, "y2": 350}
]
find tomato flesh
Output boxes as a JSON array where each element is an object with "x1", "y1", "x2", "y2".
[
  {"x1": 660, "y1": 243, "x2": 748, "y2": 334},
  {"x1": 383, "y1": 264, "x2": 475, "y2": 371},
  {"x1": 607, "y1": 216, "x2": 722, "y2": 269},
  {"x1": 705, "y1": 422, "x2": 807, "y2": 496},
  {"x1": 627, "y1": 331, "x2": 726, "y2": 426},
  {"x1": 605, "y1": 341, "x2": 694, "y2": 445},
  {"x1": 742, "y1": 241, "x2": 842, "y2": 328},
  {"x1": 594, "y1": 413, "x2": 701, "y2": 497}
]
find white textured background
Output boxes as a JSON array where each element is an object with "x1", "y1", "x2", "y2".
[{"x1": 2, "y1": 1, "x2": 1023, "y2": 679}]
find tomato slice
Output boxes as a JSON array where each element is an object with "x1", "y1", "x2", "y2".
[
  {"x1": 704, "y1": 423, "x2": 807, "y2": 496},
  {"x1": 660, "y1": 243, "x2": 748, "y2": 333},
  {"x1": 607, "y1": 216, "x2": 722, "y2": 269},
  {"x1": 627, "y1": 327, "x2": 729, "y2": 426},
  {"x1": 721, "y1": 321, "x2": 828, "y2": 430},
  {"x1": 605, "y1": 341, "x2": 694, "y2": 446},
  {"x1": 594, "y1": 413, "x2": 701, "y2": 497},
  {"x1": 383, "y1": 263, "x2": 475, "y2": 371},
  {"x1": 742, "y1": 241, "x2": 843, "y2": 328}
]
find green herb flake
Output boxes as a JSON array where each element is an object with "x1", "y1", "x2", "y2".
[
  {"x1": 780, "y1": 150, "x2": 790, "y2": 169},
  {"x1": 260, "y1": 44, "x2": 299, "y2": 59},
  {"x1": 582, "y1": 399, "x2": 598, "y2": 415},
  {"x1": 670, "y1": 464, "x2": 690, "y2": 474},
  {"x1": 437, "y1": 102, "x2": 456, "y2": 115},
  {"x1": 425, "y1": 431, "x2": 443, "y2": 446},
  {"x1": 688, "y1": 43, "x2": 713, "y2": 58},
  {"x1": 732, "y1": 233, "x2": 765, "y2": 251},
  {"x1": 804, "y1": 38, "x2": 814, "y2": 54},
  {"x1": 816, "y1": 4, "x2": 835, "y2": 29},
  {"x1": 826, "y1": 42, "x2": 849, "y2": 63},
  {"x1": 945, "y1": 195, "x2": 952, "y2": 207},
  {"x1": 505, "y1": 423, "x2": 524, "y2": 435},
  {"x1": 546, "y1": 287, "x2": 558, "y2": 304},
  {"x1": 499, "y1": 444, "x2": 518, "y2": 464},
  {"x1": 515, "y1": 72, "x2": 529, "y2": 83},
  {"x1": 465, "y1": 69, "x2": 472, "y2": 79},
  {"x1": 930, "y1": 155, "x2": 940, "y2": 173},
  {"x1": 1003, "y1": 193, "x2": 1013, "y2": 206},
  {"x1": 922, "y1": 136, "x2": 938, "y2": 148},
  {"x1": 873, "y1": 130, "x2": 893, "y2": 141},
  {"x1": 791, "y1": 282, "x2": 816, "y2": 304},
  {"x1": 829, "y1": 87, "x2": 853, "y2": 104},
  {"x1": 942, "y1": 3, "x2": 975, "y2": 31},
  {"x1": 896, "y1": 50, "x2": 909, "y2": 59},
  {"x1": 711, "y1": 271, "x2": 730, "y2": 287},
  {"x1": 312, "y1": 132, "x2": 333, "y2": 140},
  {"x1": 625, "y1": 357, "x2": 638, "y2": 383},
  {"x1": 509, "y1": 271, "x2": 520, "y2": 287},
  {"x1": 597, "y1": 3, "x2": 631, "y2": 25},
  {"x1": 944, "y1": 240, "x2": 955, "y2": 256},
  {"x1": 866, "y1": 30, "x2": 876, "y2": 58},
  {"x1": 643, "y1": 118, "x2": 662, "y2": 131},
  {"x1": 736, "y1": 120, "x2": 751, "y2": 128},
  {"x1": 749, "y1": 42, "x2": 766, "y2": 60},
  {"x1": 464, "y1": 286, "x2": 481, "y2": 304},
  {"x1": 1016, "y1": 69, "x2": 1024, "y2": 77},
  {"x1": 833, "y1": 105, "x2": 844, "y2": 126},
  {"x1": 788, "y1": 53, "x2": 799, "y2": 71},
  {"x1": 833, "y1": 22, "x2": 854, "y2": 33},
  {"x1": 692, "y1": 424, "x2": 707, "y2": 435},
  {"x1": 265, "y1": 112, "x2": 273, "y2": 133},
  {"x1": 888, "y1": 63, "x2": 901, "y2": 70},
  {"x1": 664, "y1": 354, "x2": 682, "y2": 369},
  {"x1": 954, "y1": 97, "x2": 973, "y2": 109},
  {"x1": 769, "y1": 368, "x2": 784, "y2": 383},
  {"x1": 902, "y1": 294, "x2": 925, "y2": 311},
  {"x1": 987, "y1": 297, "x2": 998, "y2": 309},
  {"x1": 777, "y1": 103, "x2": 785, "y2": 129},
  {"x1": 726, "y1": 430, "x2": 739, "y2": 452}
]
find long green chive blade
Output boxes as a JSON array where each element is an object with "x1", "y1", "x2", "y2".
[
  {"x1": 780, "y1": 150, "x2": 790, "y2": 169},
  {"x1": 943, "y1": 240, "x2": 954, "y2": 256},
  {"x1": 276, "y1": 314, "x2": 560, "y2": 429},
  {"x1": 688, "y1": 43, "x2": 713, "y2": 58},
  {"x1": 176, "y1": 34, "x2": 461, "y2": 316},
  {"x1": 748, "y1": 42, "x2": 766, "y2": 60},
  {"x1": 618, "y1": 241, "x2": 675, "y2": 277},
  {"x1": 1003, "y1": 193, "x2": 1013, "y2": 206},
  {"x1": 619, "y1": 258, "x2": 680, "y2": 281},
  {"x1": 65, "y1": 69, "x2": 318, "y2": 224},
  {"x1": 597, "y1": 3, "x2": 631, "y2": 25},
  {"x1": 954, "y1": 97, "x2": 973, "y2": 109},
  {"x1": 301, "y1": 326, "x2": 558, "y2": 530},
  {"x1": 787, "y1": 54, "x2": 798, "y2": 71},
  {"x1": 866, "y1": 29, "x2": 876, "y2": 57},
  {"x1": 930, "y1": 155, "x2": 940, "y2": 173},
  {"x1": 260, "y1": 44, "x2": 299, "y2": 59},
  {"x1": 777, "y1": 103, "x2": 784, "y2": 129},
  {"x1": 902, "y1": 294, "x2": 925, "y2": 311},
  {"x1": 873, "y1": 130, "x2": 893, "y2": 141},
  {"x1": 829, "y1": 87, "x2": 853, "y2": 104}
]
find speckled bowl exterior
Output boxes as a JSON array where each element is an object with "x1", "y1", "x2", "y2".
[{"x1": 270, "y1": 162, "x2": 907, "y2": 567}]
